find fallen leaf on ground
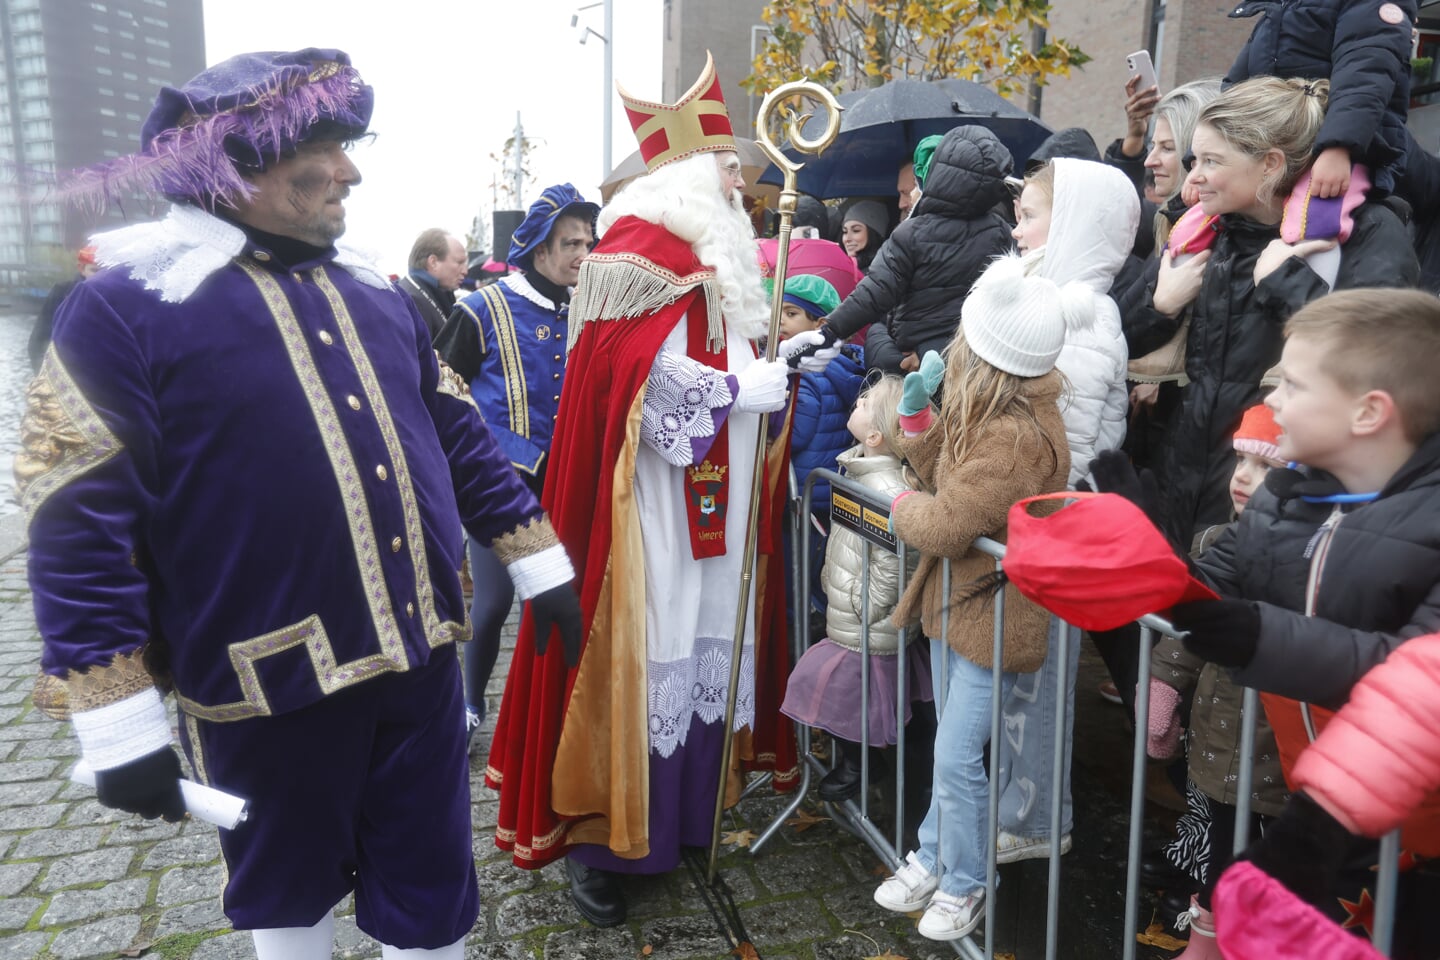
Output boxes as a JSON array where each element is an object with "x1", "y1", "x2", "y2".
[
  {"x1": 1137, "y1": 923, "x2": 1189, "y2": 951},
  {"x1": 785, "y1": 807, "x2": 830, "y2": 832},
  {"x1": 640, "y1": 946, "x2": 653, "y2": 957},
  {"x1": 732, "y1": 942, "x2": 761, "y2": 959},
  {"x1": 721, "y1": 828, "x2": 757, "y2": 848},
  {"x1": 871, "y1": 862, "x2": 890, "y2": 876},
  {"x1": 863, "y1": 951, "x2": 909, "y2": 960}
]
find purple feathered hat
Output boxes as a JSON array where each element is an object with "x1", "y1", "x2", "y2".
[{"x1": 68, "y1": 47, "x2": 373, "y2": 212}]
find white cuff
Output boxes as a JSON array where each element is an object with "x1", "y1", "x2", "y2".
[
  {"x1": 506, "y1": 543, "x2": 575, "y2": 600},
  {"x1": 70, "y1": 688, "x2": 172, "y2": 770}
]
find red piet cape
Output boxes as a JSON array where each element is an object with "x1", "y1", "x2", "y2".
[{"x1": 485, "y1": 216, "x2": 797, "y2": 868}]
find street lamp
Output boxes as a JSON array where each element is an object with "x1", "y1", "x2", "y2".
[{"x1": 571, "y1": 0, "x2": 614, "y2": 179}]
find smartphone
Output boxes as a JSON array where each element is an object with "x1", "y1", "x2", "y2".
[{"x1": 1126, "y1": 50, "x2": 1158, "y2": 92}]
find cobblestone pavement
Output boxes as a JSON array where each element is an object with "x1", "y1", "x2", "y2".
[{"x1": 0, "y1": 517, "x2": 1180, "y2": 960}]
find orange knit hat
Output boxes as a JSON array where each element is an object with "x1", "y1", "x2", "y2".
[{"x1": 1233, "y1": 404, "x2": 1282, "y2": 462}]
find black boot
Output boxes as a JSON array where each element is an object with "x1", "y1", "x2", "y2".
[
  {"x1": 1141, "y1": 848, "x2": 1199, "y2": 892},
  {"x1": 818, "y1": 738, "x2": 864, "y2": 802},
  {"x1": 565, "y1": 856, "x2": 626, "y2": 927}
]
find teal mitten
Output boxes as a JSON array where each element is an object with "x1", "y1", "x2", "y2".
[
  {"x1": 899, "y1": 371, "x2": 930, "y2": 416},
  {"x1": 919, "y1": 350, "x2": 944, "y2": 394}
]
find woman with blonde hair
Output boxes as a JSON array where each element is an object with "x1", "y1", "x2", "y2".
[{"x1": 1146, "y1": 76, "x2": 1417, "y2": 543}]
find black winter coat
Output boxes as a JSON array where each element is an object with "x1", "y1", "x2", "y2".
[
  {"x1": 1197, "y1": 431, "x2": 1440, "y2": 708},
  {"x1": 825, "y1": 125, "x2": 1013, "y2": 361},
  {"x1": 1158, "y1": 202, "x2": 1418, "y2": 543},
  {"x1": 1225, "y1": 0, "x2": 1417, "y2": 194},
  {"x1": 1397, "y1": 126, "x2": 1440, "y2": 295}
]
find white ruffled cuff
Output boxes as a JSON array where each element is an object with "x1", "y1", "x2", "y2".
[
  {"x1": 70, "y1": 688, "x2": 172, "y2": 771},
  {"x1": 506, "y1": 543, "x2": 575, "y2": 600}
]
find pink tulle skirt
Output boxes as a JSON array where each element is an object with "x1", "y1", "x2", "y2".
[{"x1": 781, "y1": 638, "x2": 934, "y2": 745}]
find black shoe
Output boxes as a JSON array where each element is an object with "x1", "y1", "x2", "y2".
[
  {"x1": 1141, "y1": 849, "x2": 1198, "y2": 892},
  {"x1": 817, "y1": 758, "x2": 861, "y2": 802},
  {"x1": 565, "y1": 857, "x2": 626, "y2": 927}
]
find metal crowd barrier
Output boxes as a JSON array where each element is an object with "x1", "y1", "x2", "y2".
[{"x1": 747, "y1": 467, "x2": 1403, "y2": 959}]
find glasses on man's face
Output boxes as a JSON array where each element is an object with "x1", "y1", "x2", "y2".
[{"x1": 720, "y1": 163, "x2": 743, "y2": 178}]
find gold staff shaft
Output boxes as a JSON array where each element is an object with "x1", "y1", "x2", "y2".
[{"x1": 708, "y1": 80, "x2": 841, "y2": 882}]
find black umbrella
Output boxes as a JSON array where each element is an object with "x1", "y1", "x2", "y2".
[{"x1": 759, "y1": 78, "x2": 1051, "y2": 198}]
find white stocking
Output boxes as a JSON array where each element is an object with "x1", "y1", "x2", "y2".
[
  {"x1": 380, "y1": 935, "x2": 466, "y2": 959},
  {"x1": 251, "y1": 910, "x2": 336, "y2": 960}
]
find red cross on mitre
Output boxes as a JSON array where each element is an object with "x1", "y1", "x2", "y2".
[{"x1": 618, "y1": 52, "x2": 736, "y2": 172}]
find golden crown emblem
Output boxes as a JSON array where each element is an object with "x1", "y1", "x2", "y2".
[
  {"x1": 618, "y1": 52, "x2": 736, "y2": 173},
  {"x1": 688, "y1": 459, "x2": 728, "y2": 484}
]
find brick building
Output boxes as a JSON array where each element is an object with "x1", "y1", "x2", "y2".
[{"x1": 1038, "y1": 0, "x2": 1252, "y2": 150}]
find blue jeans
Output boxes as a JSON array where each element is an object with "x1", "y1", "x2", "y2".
[
  {"x1": 462, "y1": 536, "x2": 513, "y2": 722},
  {"x1": 914, "y1": 638, "x2": 1017, "y2": 897},
  {"x1": 998, "y1": 619, "x2": 1078, "y2": 838}
]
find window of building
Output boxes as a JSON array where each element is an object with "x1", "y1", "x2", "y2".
[
  {"x1": 101, "y1": 128, "x2": 119, "y2": 138},
  {"x1": 118, "y1": 29, "x2": 136, "y2": 40},
  {"x1": 20, "y1": 99, "x2": 48, "y2": 119},
  {"x1": 125, "y1": 112, "x2": 141, "y2": 122},
  {"x1": 93, "y1": 22, "x2": 109, "y2": 32},
  {"x1": 96, "y1": 66, "x2": 114, "y2": 76},
  {"x1": 142, "y1": 15, "x2": 168, "y2": 27},
  {"x1": 99, "y1": 107, "x2": 117, "y2": 117},
  {"x1": 122, "y1": 71, "x2": 138, "y2": 80},
  {"x1": 146, "y1": 56, "x2": 170, "y2": 68},
  {"x1": 98, "y1": 87, "x2": 114, "y2": 97},
  {"x1": 12, "y1": 11, "x2": 41, "y2": 30},
  {"x1": 103, "y1": 149, "x2": 121, "y2": 158},
  {"x1": 124, "y1": 91, "x2": 141, "y2": 101},
  {"x1": 18, "y1": 78, "x2": 47, "y2": 98},
  {"x1": 90, "y1": 1, "x2": 107, "y2": 9},
  {"x1": 122, "y1": 51, "x2": 137, "y2": 60},
  {"x1": 145, "y1": 36, "x2": 169, "y2": 48},
  {"x1": 11, "y1": 0, "x2": 40, "y2": 11},
  {"x1": 95, "y1": 45, "x2": 111, "y2": 55}
]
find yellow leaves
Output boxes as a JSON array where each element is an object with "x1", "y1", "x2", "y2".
[
  {"x1": 721, "y1": 828, "x2": 758, "y2": 848},
  {"x1": 743, "y1": 0, "x2": 1085, "y2": 98},
  {"x1": 864, "y1": 952, "x2": 910, "y2": 960},
  {"x1": 732, "y1": 943, "x2": 762, "y2": 960},
  {"x1": 1137, "y1": 923, "x2": 1189, "y2": 951}
]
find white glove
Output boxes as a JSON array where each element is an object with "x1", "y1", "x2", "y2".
[
  {"x1": 776, "y1": 329, "x2": 842, "y2": 373},
  {"x1": 732, "y1": 359, "x2": 791, "y2": 414}
]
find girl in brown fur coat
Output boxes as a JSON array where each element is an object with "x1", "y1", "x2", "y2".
[{"x1": 871, "y1": 255, "x2": 1077, "y2": 941}]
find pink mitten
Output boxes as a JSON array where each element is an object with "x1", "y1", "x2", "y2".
[{"x1": 1143, "y1": 678, "x2": 1183, "y2": 759}]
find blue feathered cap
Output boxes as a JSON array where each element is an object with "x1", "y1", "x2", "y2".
[
  {"x1": 68, "y1": 48, "x2": 373, "y2": 211},
  {"x1": 508, "y1": 184, "x2": 599, "y2": 269}
]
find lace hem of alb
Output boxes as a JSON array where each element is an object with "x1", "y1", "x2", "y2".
[
  {"x1": 640, "y1": 350, "x2": 733, "y2": 467},
  {"x1": 647, "y1": 635, "x2": 754, "y2": 759}
]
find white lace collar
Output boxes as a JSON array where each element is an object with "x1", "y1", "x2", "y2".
[
  {"x1": 500, "y1": 272, "x2": 567, "y2": 311},
  {"x1": 91, "y1": 203, "x2": 390, "y2": 303}
]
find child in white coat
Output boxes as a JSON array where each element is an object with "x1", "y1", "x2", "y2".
[{"x1": 996, "y1": 156, "x2": 1138, "y2": 863}]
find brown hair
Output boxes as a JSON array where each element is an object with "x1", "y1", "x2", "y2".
[
  {"x1": 407, "y1": 228, "x2": 454, "y2": 272},
  {"x1": 938, "y1": 333, "x2": 1060, "y2": 472},
  {"x1": 1284, "y1": 289, "x2": 1440, "y2": 441},
  {"x1": 1196, "y1": 76, "x2": 1329, "y2": 208}
]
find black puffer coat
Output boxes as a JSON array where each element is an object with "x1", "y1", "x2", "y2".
[
  {"x1": 1158, "y1": 202, "x2": 1418, "y2": 543},
  {"x1": 1225, "y1": 0, "x2": 1417, "y2": 194},
  {"x1": 825, "y1": 125, "x2": 1013, "y2": 360},
  {"x1": 1197, "y1": 431, "x2": 1440, "y2": 708}
]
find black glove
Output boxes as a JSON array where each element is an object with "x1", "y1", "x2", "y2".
[
  {"x1": 1238, "y1": 791, "x2": 1351, "y2": 908},
  {"x1": 94, "y1": 747, "x2": 186, "y2": 822},
  {"x1": 1170, "y1": 598, "x2": 1261, "y2": 668},
  {"x1": 1087, "y1": 450, "x2": 1165, "y2": 529},
  {"x1": 531, "y1": 583, "x2": 584, "y2": 668},
  {"x1": 780, "y1": 323, "x2": 840, "y2": 369}
]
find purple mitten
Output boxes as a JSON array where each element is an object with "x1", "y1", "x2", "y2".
[{"x1": 1143, "y1": 678, "x2": 1183, "y2": 759}]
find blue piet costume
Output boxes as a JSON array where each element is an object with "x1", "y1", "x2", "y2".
[
  {"x1": 20, "y1": 49, "x2": 577, "y2": 956},
  {"x1": 435, "y1": 184, "x2": 597, "y2": 486}
]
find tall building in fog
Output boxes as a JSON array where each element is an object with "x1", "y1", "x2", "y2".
[{"x1": 0, "y1": 0, "x2": 204, "y2": 285}]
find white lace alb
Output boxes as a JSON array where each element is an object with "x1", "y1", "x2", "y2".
[
  {"x1": 640, "y1": 350, "x2": 734, "y2": 467},
  {"x1": 647, "y1": 636, "x2": 753, "y2": 758}
]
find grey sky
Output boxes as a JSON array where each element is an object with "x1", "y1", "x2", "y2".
[{"x1": 203, "y1": 0, "x2": 662, "y2": 272}]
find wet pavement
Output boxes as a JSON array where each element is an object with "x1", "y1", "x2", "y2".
[{"x1": 0, "y1": 508, "x2": 1186, "y2": 959}]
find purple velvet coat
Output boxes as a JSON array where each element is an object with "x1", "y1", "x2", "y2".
[{"x1": 26, "y1": 234, "x2": 543, "y2": 723}]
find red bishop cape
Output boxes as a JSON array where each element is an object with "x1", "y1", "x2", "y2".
[{"x1": 485, "y1": 215, "x2": 798, "y2": 869}]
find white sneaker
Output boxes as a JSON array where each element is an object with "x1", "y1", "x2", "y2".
[
  {"x1": 872, "y1": 851, "x2": 940, "y2": 913},
  {"x1": 994, "y1": 831, "x2": 1072, "y2": 864},
  {"x1": 917, "y1": 889, "x2": 985, "y2": 941}
]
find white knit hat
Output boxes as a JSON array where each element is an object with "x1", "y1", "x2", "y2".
[{"x1": 960, "y1": 254, "x2": 1070, "y2": 377}]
